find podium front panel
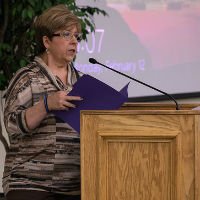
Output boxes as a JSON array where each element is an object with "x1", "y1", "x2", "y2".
[{"x1": 81, "y1": 110, "x2": 200, "y2": 200}]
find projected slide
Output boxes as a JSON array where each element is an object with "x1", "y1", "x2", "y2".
[{"x1": 76, "y1": 0, "x2": 200, "y2": 98}]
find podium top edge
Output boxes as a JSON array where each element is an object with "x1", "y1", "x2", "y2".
[{"x1": 80, "y1": 103, "x2": 200, "y2": 115}]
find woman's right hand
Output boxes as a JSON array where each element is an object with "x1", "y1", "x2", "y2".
[{"x1": 47, "y1": 91, "x2": 83, "y2": 111}]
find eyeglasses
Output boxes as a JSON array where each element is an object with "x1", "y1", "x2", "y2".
[{"x1": 52, "y1": 31, "x2": 82, "y2": 42}]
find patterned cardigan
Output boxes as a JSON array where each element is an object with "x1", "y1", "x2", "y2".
[{"x1": 3, "y1": 57, "x2": 82, "y2": 195}]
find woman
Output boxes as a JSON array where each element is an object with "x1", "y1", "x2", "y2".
[{"x1": 3, "y1": 4, "x2": 83, "y2": 200}]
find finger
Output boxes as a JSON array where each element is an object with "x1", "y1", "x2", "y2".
[
  {"x1": 63, "y1": 101, "x2": 76, "y2": 108},
  {"x1": 65, "y1": 95, "x2": 83, "y2": 101}
]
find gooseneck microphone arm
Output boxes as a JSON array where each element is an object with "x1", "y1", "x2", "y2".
[{"x1": 89, "y1": 58, "x2": 180, "y2": 110}]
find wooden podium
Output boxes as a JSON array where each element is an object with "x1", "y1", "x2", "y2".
[{"x1": 80, "y1": 103, "x2": 200, "y2": 200}]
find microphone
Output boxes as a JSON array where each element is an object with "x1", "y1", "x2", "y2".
[{"x1": 89, "y1": 58, "x2": 180, "y2": 110}]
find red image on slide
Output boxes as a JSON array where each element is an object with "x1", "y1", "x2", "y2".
[{"x1": 110, "y1": 2, "x2": 200, "y2": 69}]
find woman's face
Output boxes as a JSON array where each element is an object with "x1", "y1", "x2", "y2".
[{"x1": 44, "y1": 26, "x2": 81, "y2": 65}]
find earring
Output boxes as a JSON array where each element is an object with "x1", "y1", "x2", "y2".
[{"x1": 46, "y1": 48, "x2": 49, "y2": 54}]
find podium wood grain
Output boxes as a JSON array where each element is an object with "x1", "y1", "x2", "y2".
[{"x1": 80, "y1": 103, "x2": 200, "y2": 200}]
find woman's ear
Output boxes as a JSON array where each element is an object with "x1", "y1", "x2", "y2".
[{"x1": 42, "y1": 36, "x2": 50, "y2": 49}]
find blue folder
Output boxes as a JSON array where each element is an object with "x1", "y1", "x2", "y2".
[{"x1": 53, "y1": 74, "x2": 129, "y2": 133}]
